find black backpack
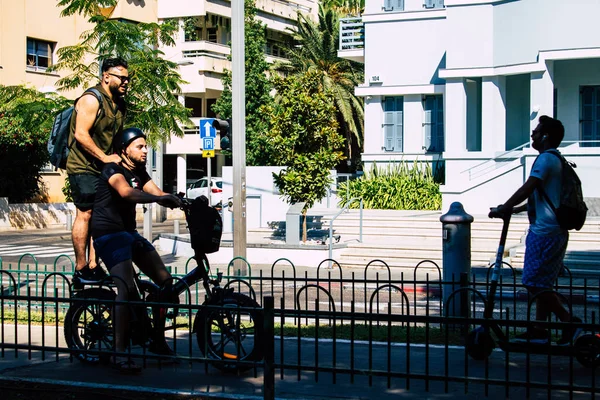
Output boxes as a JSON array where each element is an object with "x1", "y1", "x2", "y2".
[
  {"x1": 538, "y1": 150, "x2": 588, "y2": 231},
  {"x1": 47, "y1": 88, "x2": 104, "y2": 171},
  {"x1": 186, "y1": 196, "x2": 223, "y2": 254}
]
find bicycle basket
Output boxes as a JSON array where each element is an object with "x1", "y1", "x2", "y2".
[{"x1": 186, "y1": 196, "x2": 223, "y2": 254}]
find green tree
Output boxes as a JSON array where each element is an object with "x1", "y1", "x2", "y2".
[
  {"x1": 0, "y1": 86, "x2": 71, "y2": 202},
  {"x1": 276, "y1": 6, "x2": 364, "y2": 170},
  {"x1": 50, "y1": 0, "x2": 191, "y2": 146},
  {"x1": 265, "y1": 70, "x2": 345, "y2": 242},
  {"x1": 322, "y1": 0, "x2": 365, "y2": 16},
  {"x1": 212, "y1": 0, "x2": 274, "y2": 166}
]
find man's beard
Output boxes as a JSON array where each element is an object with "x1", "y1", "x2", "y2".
[{"x1": 109, "y1": 84, "x2": 125, "y2": 99}]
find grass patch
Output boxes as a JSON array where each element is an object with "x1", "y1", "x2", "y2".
[{"x1": 2, "y1": 309, "x2": 466, "y2": 345}]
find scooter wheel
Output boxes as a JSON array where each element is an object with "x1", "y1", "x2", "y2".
[
  {"x1": 466, "y1": 330, "x2": 495, "y2": 361},
  {"x1": 575, "y1": 334, "x2": 600, "y2": 368}
]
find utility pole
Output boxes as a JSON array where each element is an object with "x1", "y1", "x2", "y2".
[{"x1": 232, "y1": 0, "x2": 247, "y2": 274}]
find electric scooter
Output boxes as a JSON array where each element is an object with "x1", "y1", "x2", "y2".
[{"x1": 465, "y1": 208, "x2": 600, "y2": 368}]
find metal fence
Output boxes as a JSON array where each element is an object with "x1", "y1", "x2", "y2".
[{"x1": 1, "y1": 256, "x2": 599, "y2": 399}]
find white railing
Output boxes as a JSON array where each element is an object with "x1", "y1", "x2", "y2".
[
  {"x1": 461, "y1": 140, "x2": 600, "y2": 181},
  {"x1": 460, "y1": 143, "x2": 529, "y2": 181},
  {"x1": 339, "y1": 17, "x2": 364, "y2": 52}
]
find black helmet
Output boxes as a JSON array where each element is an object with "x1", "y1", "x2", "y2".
[{"x1": 118, "y1": 127, "x2": 146, "y2": 153}]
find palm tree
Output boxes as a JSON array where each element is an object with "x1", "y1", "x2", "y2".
[{"x1": 275, "y1": 6, "x2": 364, "y2": 170}]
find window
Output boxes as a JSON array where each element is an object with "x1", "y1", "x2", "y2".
[
  {"x1": 424, "y1": 0, "x2": 444, "y2": 9},
  {"x1": 423, "y1": 95, "x2": 444, "y2": 152},
  {"x1": 383, "y1": 97, "x2": 404, "y2": 152},
  {"x1": 383, "y1": 0, "x2": 404, "y2": 11},
  {"x1": 185, "y1": 97, "x2": 202, "y2": 117},
  {"x1": 27, "y1": 38, "x2": 53, "y2": 71},
  {"x1": 580, "y1": 86, "x2": 600, "y2": 147},
  {"x1": 207, "y1": 28, "x2": 218, "y2": 43}
]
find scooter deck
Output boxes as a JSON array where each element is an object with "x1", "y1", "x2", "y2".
[{"x1": 499, "y1": 340, "x2": 574, "y2": 356}]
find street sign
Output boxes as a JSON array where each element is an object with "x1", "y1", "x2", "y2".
[
  {"x1": 202, "y1": 150, "x2": 215, "y2": 158},
  {"x1": 199, "y1": 118, "x2": 216, "y2": 138},
  {"x1": 203, "y1": 137, "x2": 214, "y2": 151}
]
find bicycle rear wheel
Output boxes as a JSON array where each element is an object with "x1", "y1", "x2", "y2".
[
  {"x1": 194, "y1": 292, "x2": 264, "y2": 373},
  {"x1": 64, "y1": 288, "x2": 115, "y2": 364}
]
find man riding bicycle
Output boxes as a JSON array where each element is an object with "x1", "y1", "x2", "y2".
[{"x1": 89, "y1": 127, "x2": 182, "y2": 373}]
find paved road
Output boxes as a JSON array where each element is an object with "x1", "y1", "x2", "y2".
[{"x1": 0, "y1": 222, "x2": 179, "y2": 266}]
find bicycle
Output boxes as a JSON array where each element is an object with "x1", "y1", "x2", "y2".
[{"x1": 63, "y1": 196, "x2": 264, "y2": 372}]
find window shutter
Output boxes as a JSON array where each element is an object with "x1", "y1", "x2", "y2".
[
  {"x1": 383, "y1": 112, "x2": 395, "y2": 150},
  {"x1": 395, "y1": 111, "x2": 404, "y2": 152},
  {"x1": 423, "y1": 110, "x2": 433, "y2": 151}
]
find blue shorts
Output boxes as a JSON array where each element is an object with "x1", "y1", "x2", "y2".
[
  {"x1": 93, "y1": 231, "x2": 154, "y2": 271},
  {"x1": 522, "y1": 229, "x2": 568, "y2": 288}
]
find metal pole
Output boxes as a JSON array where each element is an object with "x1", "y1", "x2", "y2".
[
  {"x1": 207, "y1": 157, "x2": 212, "y2": 206},
  {"x1": 143, "y1": 147, "x2": 153, "y2": 241},
  {"x1": 232, "y1": 0, "x2": 247, "y2": 273}
]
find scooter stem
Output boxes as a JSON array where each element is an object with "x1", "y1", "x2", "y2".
[{"x1": 484, "y1": 214, "x2": 512, "y2": 319}]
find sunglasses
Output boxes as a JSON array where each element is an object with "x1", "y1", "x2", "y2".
[{"x1": 107, "y1": 72, "x2": 131, "y2": 84}]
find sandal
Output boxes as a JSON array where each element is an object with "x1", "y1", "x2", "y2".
[{"x1": 111, "y1": 359, "x2": 142, "y2": 375}]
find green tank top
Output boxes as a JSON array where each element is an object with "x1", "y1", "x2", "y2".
[{"x1": 66, "y1": 85, "x2": 126, "y2": 175}]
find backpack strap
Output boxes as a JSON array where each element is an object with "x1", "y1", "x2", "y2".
[
  {"x1": 66, "y1": 88, "x2": 104, "y2": 151},
  {"x1": 536, "y1": 149, "x2": 563, "y2": 220}
]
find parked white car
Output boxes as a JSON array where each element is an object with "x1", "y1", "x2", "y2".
[{"x1": 186, "y1": 177, "x2": 223, "y2": 206}]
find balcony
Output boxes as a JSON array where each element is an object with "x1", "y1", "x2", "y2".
[{"x1": 338, "y1": 17, "x2": 364, "y2": 63}]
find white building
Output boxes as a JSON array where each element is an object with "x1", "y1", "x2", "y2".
[
  {"x1": 158, "y1": 0, "x2": 318, "y2": 194},
  {"x1": 339, "y1": 0, "x2": 600, "y2": 214}
]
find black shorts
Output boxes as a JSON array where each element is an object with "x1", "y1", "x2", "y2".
[
  {"x1": 93, "y1": 231, "x2": 155, "y2": 271},
  {"x1": 68, "y1": 173, "x2": 98, "y2": 211}
]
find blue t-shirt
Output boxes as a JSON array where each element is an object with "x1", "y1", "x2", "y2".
[{"x1": 528, "y1": 150, "x2": 563, "y2": 236}]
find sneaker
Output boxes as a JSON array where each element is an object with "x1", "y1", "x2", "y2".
[
  {"x1": 557, "y1": 317, "x2": 583, "y2": 346},
  {"x1": 513, "y1": 328, "x2": 549, "y2": 345},
  {"x1": 73, "y1": 265, "x2": 108, "y2": 288},
  {"x1": 89, "y1": 266, "x2": 109, "y2": 281}
]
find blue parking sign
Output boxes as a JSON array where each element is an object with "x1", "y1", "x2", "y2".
[{"x1": 203, "y1": 137, "x2": 214, "y2": 150}]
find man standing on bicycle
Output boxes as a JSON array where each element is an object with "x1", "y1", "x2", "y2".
[
  {"x1": 91, "y1": 127, "x2": 181, "y2": 373},
  {"x1": 490, "y1": 115, "x2": 581, "y2": 345}
]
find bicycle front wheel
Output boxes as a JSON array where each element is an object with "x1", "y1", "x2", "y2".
[{"x1": 194, "y1": 292, "x2": 264, "y2": 373}]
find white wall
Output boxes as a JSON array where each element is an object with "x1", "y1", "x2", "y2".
[
  {"x1": 221, "y1": 167, "x2": 340, "y2": 233},
  {"x1": 445, "y1": 4, "x2": 493, "y2": 69},
  {"x1": 492, "y1": 0, "x2": 600, "y2": 67},
  {"x1": 554, "y1": 58, "x2": 600, "y2": 144},
  {"x1": 364, "y1": 16, "x2": 446, "y2": 87}
]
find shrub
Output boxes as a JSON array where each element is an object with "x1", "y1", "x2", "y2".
[{"x1": 337, "y1": 161, "x2": 442, "y2": 210}]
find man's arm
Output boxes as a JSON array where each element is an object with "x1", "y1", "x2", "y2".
[
  {"x1": 142, "y1": 180, "x2": 168, "y2": 197},
  {"x1": 497, "y1": 175, "x2": 542, "y2": 213},
  {"x1": 74, "y1": 95, "x2": 121, "y2": 164},
  {"x1": 108, "y1": 173, "x2": 181, "y2": 208}
]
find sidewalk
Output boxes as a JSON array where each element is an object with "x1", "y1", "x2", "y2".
[{"x1": 2, "y1": 326, "x2": 592, "y2": 400}]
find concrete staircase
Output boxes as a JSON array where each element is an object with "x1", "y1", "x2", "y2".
[
  {"x1": 248, "y1": 209, "x2": 600, "y2": 273},
  {"x1": 315, "y1": 209, "x2": 529, "y2": 270},
  {"x1": 510, "y1": 222, "x2": 600, "y2": 275}
]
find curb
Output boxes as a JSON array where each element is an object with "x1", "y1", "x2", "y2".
[{"x1": 0, "y1": 376, "x2": 266, "y2": 400}]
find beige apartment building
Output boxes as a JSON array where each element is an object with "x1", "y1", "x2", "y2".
[
  {"x1": 0, "y1": 0, "x2": 158, "y2": 202},
  {"x1": 0, "y1": 0, "x2": 317, "y2": 202}
]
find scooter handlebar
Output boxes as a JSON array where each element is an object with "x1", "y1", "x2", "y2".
[{"x1": 488, "y1": 206, "x2": 515, "y2": 220}]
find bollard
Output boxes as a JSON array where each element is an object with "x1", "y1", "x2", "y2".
[
  {"x1": 66, "y1": 213, "x2": 73, "y2": 231},
  {"x1": 440, "y1": 202, "x2": 473, "y2": 320},
  {"x1": 174, "y1": 219, "x2": 180, "y2": 235}
]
